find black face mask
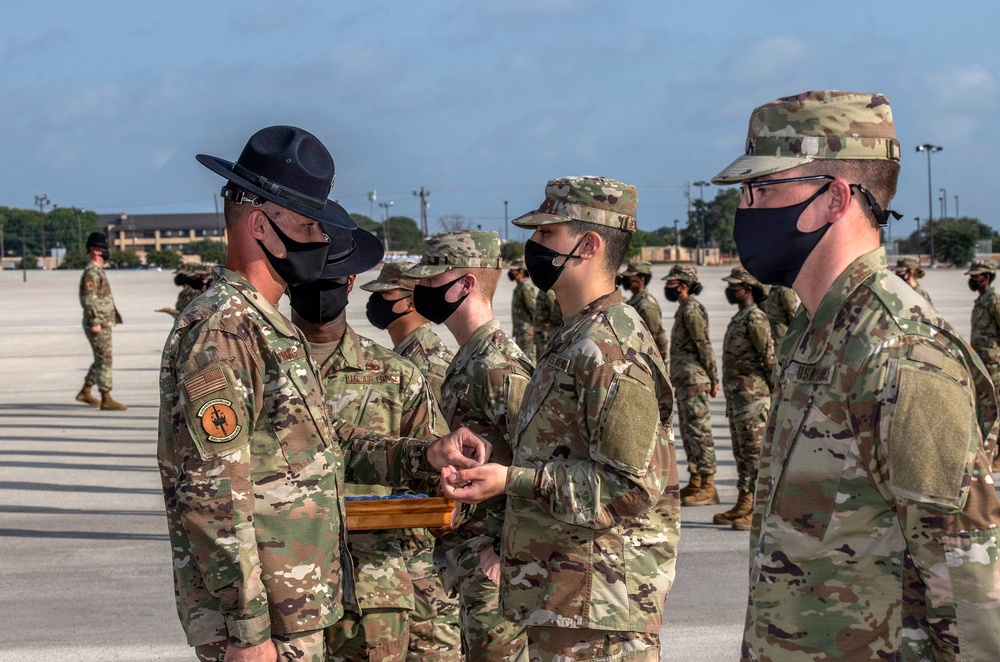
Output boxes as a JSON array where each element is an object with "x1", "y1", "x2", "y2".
[
  {"x1": 413, "y1": 274, "x2": 468, "y2": 324},
  {"x1": 507, "y1": 271, "x2": 517, "y2": 282},
  {"x1": 288, "y1": 279, "x2": 349, "y2": 325},
  {"x1": 257, "y1": 214, "x2": 330, "y2": 286},
  {"x1": 733, "y1": 183, "x2": 831, "y2": 287},
  {"x1": 725, "y1": 288, "x2": 742, "y2": 306},
  {"x1": 523, "y1": 236, "x2": 586, "y2": 292},
  {"x1": 100, "y1": 249, "x2": 110, "y2": 261},
  {"x1": 664, "y1": 286, "x2": 680, "y2": 302},
  {"x1": 366, "y1": 293, "x2": 410, "y2": 330},
  {"x1": 969, "y1": 278, "x2": 982, "y2": 292}
]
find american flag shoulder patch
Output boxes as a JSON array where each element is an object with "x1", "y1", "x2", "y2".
[{"x1": 185, "y1": 363, "x2": 228, "y2": 400}]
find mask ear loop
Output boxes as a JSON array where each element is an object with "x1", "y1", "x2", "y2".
[
  {"x1": 850, "y1": 184, "x2": 903, "y2": 227},
  {"x1": 551, "y1": 235, "x2": 588, "y2": 267}
]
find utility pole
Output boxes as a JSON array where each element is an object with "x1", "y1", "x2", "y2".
[
  {"x1": 693, "y1": 181, "x2": 711, "y2": 249},
  {"x1": 70, "y1": 207, "x2": 84, "y2": 252},
  {"x1": 35, "y1": 194, "x2": 51, "y2": 264},
  {"x1": 368, "y1": 190, "x2": 377, "y2": 222},
  {"x1": 955, "y1": 195, "x2": 960, "y2": 219},
  {"x1": 503, "y1": 201, "x2": 509, "y2": 243},
  {"x1": 412, "y1": 187, "x2": 431, "y2": 236},
  {"x1": 673, "y1": 219, "x2": 679, "y2": 264},
  {"x1": 916, "y1": 144, "x2": 942, "y2": 266},
  {"x1": 378, "y1": 201, "x2": 394, "y2": 252}
]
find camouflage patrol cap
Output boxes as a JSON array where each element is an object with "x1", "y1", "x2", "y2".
[
  {"x1": 712, "y1": 90, "x2": 900, "y2": 184},
  {"x1": 895, "y1": 257, "x2": 921, "y2": 271},
  {"x1": 508, "y1": 259, "x2": 526, "y2": 270},
  {"x1": 402, "y1": 230, "x2": 503, "y2": 278},
  {"x1": 621, "y1": 260, "x2": 653, "y2": 277},
  {"x1": 722, "y1": 266, "x2": 761, "y2": 287},
  {"x1": 360, "y1": 259, "x2": 418, "y2": 292},
  {"x1": 512, "y1": 176, "x2": 638, "y2": 232},
  {"x1": 662, "y1": 264, "x2": 699, "y2": 283},
  {"x1": 965, "y1": 261, "x2": 996, "y2": 276}
]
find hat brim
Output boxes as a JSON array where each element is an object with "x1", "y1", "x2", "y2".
[
  {"x1": 319, "y1": 226, "x2": 385, "y2": 279},
  {"x1": 402, "y1": 263, "x2": 454, "y2": 279},
  {"x1": 360, "y1": 280, "x2": 415, "y2": 293},
  {"x1": 511, "y1": 210, "x2": 573, "y2": 229},
  {"x1": 197, "y1": 154, "x2": 356, "y2": 230},
  {"x1": 711, "y1": 154, "x2": 815, "y2": 185}
]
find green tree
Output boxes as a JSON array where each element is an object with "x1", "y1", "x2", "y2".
[
  {"x1": 350, "y1": 213, "x2": 379, "y2": 232},
  {"x1": 145, "y1": 250, "x2": 183, "y2": 269},
  {"x1": 108, "y1": 250, "x2": 142, "y2": 269},
  {"x1": 184, "y1": 239, "x2": 228, "y2": 264},
  {"x1": 378, "y1": 216, "x2": 421, "y2": 252},
  {"x1": 60, "y1": 251, "x2": 90, "y2": 269},
  {"x1": 500, "y1": 241, "x2": 524, "y2": 261},
  {"x1": 933, "y1": 218, "x2": 979, "y2": 266},
  {"x1": 17, "y1": 255, "x2": 39, "y2": 269},
  {"x1": 47, "y1": 207, "x2": 101, "y2": 253},
  {"x1": 688, "y1": 188, "x2": 740, "y2": 253}
]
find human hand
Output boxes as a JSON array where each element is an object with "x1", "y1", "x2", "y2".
[
  {"x1": 478, "y1": 545, "x2": 501, "y2": 584},
  {"x1": 224, "y1": 638, "x2": 277, "y2": 662},
  {"x1": 441, "y1": 464, "x2": 507, "y2": 504},
  {"x1": 426, "y1": 427, "x2": 491, "y2": 470},
  {"x1": 710, "y1": 383, "x2": 719, "y2": 398},
  {"x1": 90, "y1": 325, "x2": 101, "y2": 334},
  {"x1": 155, "y1": 307, "x2": 173, "y2": 314}
]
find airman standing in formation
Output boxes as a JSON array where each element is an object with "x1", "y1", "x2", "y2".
[
  {"x1": 442, "y1": 176, "x2": 679, "y2": 662},
  {"x1": 361, "y1": 260, "x2": 454, "y2": 404},
  {"x1": 533, "y1": 287, "x2": 562, "y2": 358},
  {"x1": 715, "y1": 90, "x2": 1000, "y2": 660},
  {"x1": 157, "y1": 264, "x2": 216, "y2": 318},
  {"x1": 895, "y1": 255, "x2": 932, "y2": 303},
  {"x1": 967, "y1": 260, "x2": 1000, "y2": 473},
  {"x1": 507, "y1": 258, "x2": 537, "y2": 362},
  {"x1": 664, "y1": 264, "x2": 719, "y2": 506},
  {"x1": 714, "y1": 267, "x2": 775, "y2": 531},
  {"x1": 620, "y1": 259, "x2": 669, "y2": 358},
  {"x1": 758, "y1": 283, "x2": 798, "y2": 341},
  {"x1": 403, "y1": 231, "x2": 533, "y2": 661},
  {"x1": 76, "y1": 231, "x2": 127, "y2": 411}
]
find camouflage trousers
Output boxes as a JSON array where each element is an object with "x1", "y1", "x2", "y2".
[
  {"x1": 985, "y1": 362, "x2": 1000, "y2": 462},
  {"x1": 403, "y1": 530, "x2": 462, "y2": 661},
  {"x1": 675, "y1": 383, "x2": 715, "y2": 475},
  {"x1": 195, "y1": 627, "x2": 353, "y2": 662},
  {"x1": 525, "y1": 627, "x2": 659, "y2": 662},
  {"x1": 83, "y1": 324, "x2": 113, "y2": 391},
  {"x1": 513, "y1": 330, "x2": 536, "y2": 363},
  {"x1": 727, "y1": 407, "x2": 766, "y2": 493},
  {"x1": 329, "y1": 608, "x2": 410, "y2": 662},
  {"x1": 438, "y1": 533, "x2": 527, "y2": 662}
]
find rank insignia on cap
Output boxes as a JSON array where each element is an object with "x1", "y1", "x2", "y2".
[{"x1": 197, "y1": 398, "x2": 242, "y2": 443}]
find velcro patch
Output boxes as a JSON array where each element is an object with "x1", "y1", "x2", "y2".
[
  {"x1": 276, "y1": 347, "x2": 300, "y2": 362},
  {"x1": 198, "y1": 399, "x2": 242, "y2": 442},
  {"x1": 794, "y1": 364, "x2": 833, "y2": 384},
  {"x1": 184, "y1": 363, "x2": 228, "y2": 400},
  {"x1": 595, "y1": 374, "x2": 658, "y2": 477}
]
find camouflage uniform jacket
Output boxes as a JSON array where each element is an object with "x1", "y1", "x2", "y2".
[
  {"x1": 913, "y1": 281, "x2": 933, "y2": 305},
  {"x1": 669, "y1": 296, "x2": 717, "y2": 389},
  {"x1": 176, "y1": 285, "x2": 200, "y2": 314},
  {"x1": 502, "y1": 290, "x2": 679, "y2": 633},
  {"x1": 79, "y1": 260, "x2": 122, "y2": 327},
  {"x1": 626, "y1": 288, "x2": 669, "y2": 359},
  {"x1": 970, "y1": 286, "x2": 1000, "y2": 366},
  {"x1": 438, "y1": 319, "x2": 532, "y2": 539},
  {"x1": 158, "y1": 269, "x2": 436, "y2": 648},
  {"x1": 722, "y1": 304, "x2": 775, "y2": 420},
  {"x1": 760, "y1": 285, "x2": 798, "y2": 340},
  {"x1": 534, "y1": 288, "x2": 563, "y2": 356},
  {"x1": 316, "y1": 325, "x2": 448, "y2": 612},
  {"x1": 394, "y1": 323, "x2": 454, "y2": 405},
  {"x1": 744, "y1": 248, "x2": 1000, "y2": 661},
  {"x1": 511, "y1": 278, "x2": 537, "y2": 342}
]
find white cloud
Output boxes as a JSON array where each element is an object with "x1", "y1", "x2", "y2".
[
  {"x1": 149, "y1": 147, "x2": 175, "y2": 171},
  {"x1": 48, "y1": 84, "x2": 122, "y2": 127},
  {"x1": 731, "y1": 36, "x2": 812, "y2": 82}
]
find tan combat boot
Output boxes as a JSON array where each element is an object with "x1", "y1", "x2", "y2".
[
  {"x1": 712, "y1": 490, "x2": 753, "y2": 525},
  {"x1": 679, "y1": 473, "x2": 702, "y2": 500},
  {"x1": 100, "y1": 391, "x2": 128, "y2": 411},
  {"x1": 682, "y1": 473, "x2": 719, "y2": 507},
  {"x1": 75, "y1": 384, "x2": 100, "y2": 407},
  {"x1": 732, "y1": 508, "x2": 754, "y2": 531}
]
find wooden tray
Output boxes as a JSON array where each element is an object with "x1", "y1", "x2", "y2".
[{"x1": 345, "y1": 496, "x2": 455, "y2": 531}]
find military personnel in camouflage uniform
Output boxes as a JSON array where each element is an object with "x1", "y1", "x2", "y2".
[
  {"x1": 403, "y1": 231, "x2": 532, "y2": 662},
  {"x1": 533, "y1": 288, "x2": 562, "y2": 358},
  {"x1": 508, "y1": 258, "x2": 537, "y2": 362},
  {"x1": 158, "y1": 264, "x2": 217, "y2": 318},
  {"x1": 621, "y1": 260, "x2": 669, "y2": 358},
  {"x1": 663, "y1": 264, "x2": 719, "y2": 506},
  {"x1": 361, "y1": 260, "x2": 463, "y2": 660},
  {"x1": 443, "y1": 177, "x2": 679, "y2": 662},
  {"x1": 895, "y1": 256, "x2": 932, "y2": 303},
  {"x1": 967, "y1": 260, "x2": 1000, "y2": 473},
  {"x1": 759, "y1": 284, "x2": 798, "y2": 341},
  {"x1": 157, "y1": 126, "x2": 487, "y2": 662},
  {"x1": 715, "y1": 268, "x2": 775, "y2": 531},
  {"x1": 714, "y1": 90, "x2": 1000, "y2": 659},
  {"x1": 76, "y1": 232, "x2": 127, "y2": 411}
]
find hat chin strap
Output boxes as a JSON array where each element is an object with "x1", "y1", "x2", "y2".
[{"x1": 231, "y1": 163, "x2": 327, "y2": 210}]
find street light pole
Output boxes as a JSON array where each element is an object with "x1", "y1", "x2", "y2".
[
  {"x1": 378, "y1": 201, "x2": 394, "y2": 252},
  {"x1": 914, "y1": 217, "x2": 921, "y2": 263},
  {"x1": 955, "y1": 195, "x2": 960, "y2": 218},
  {"x1": 673, "y1": 219, "x2": 679, "y2": 264},
  {"x1": 35, "y1": 194, "x2": 51, "y2": 265},
  {"x1": 916, "y1": 144, "x2": 942, "y2": 265},
  {"x1": 940, "y1": 188, "x2": 947, "y2": 218},
  {"x1": 503, "y1": 201, "x2": 508, "y2": 244},
  {"x1": 693, "y1": 180, "x2": 711, "y2": 249}
]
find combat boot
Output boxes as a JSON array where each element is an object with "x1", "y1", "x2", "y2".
[
  {"x1": 712, "y1": 490, "x2": 753, "y2": 525},
  {"x1": 76, "y1": 384, "x2": 100, "y2": 407},
  {"x1": 732, "y1": 509, "x2": 753, "y2": 531},
  {"x1": 100, "y1": 391, "x2": 128, "y2": 411},
  {"x1": 682, "y1": 473, "x2": 719, "y2": 507},
  {"x1": 679, "y1": 473, "x2": 702, "y2": 500}
]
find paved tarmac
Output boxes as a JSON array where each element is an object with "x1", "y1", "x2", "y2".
[{"x1": 0, "y1": 261, "x2": 984, "y2": 660}]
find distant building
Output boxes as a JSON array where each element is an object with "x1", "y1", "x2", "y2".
[{"x1": 98, "y1": 212, "x2": 227, "y2": 259}]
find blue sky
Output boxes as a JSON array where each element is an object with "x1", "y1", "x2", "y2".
[{"x1": 2, "y1": 1, "x2": 996, "y2": 242}]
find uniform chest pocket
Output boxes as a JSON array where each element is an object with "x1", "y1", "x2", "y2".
[
  {"x1": 767, "y1": 378, "x2": 852, "y2": 542},
  {"x1": 266, "y1": 363, "x2": 333, "y2": 474}
]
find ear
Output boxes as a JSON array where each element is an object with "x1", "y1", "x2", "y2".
[
  {"x1": 347, "y1": 275, "x2": 356, "y2": 293},
  {"x1": 824, "y1": 178, "x2": 853, "y2": 223},
  {"x1": 579, "y1": 230, "x2": 602, "y2": 259}
]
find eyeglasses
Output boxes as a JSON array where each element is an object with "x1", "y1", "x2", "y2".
[{"x1": 739, "y1": 175, "x2": 834, "y2": 207}]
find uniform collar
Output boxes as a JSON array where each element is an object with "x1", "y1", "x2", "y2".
[
  {"x1": 217, "y1": 267, "x2": 298, "y2": 339},
  {"x1": 450, "y1": 318, "x2": 501, "y2": 373},
  {"x1": 316, "y1": 324, "x2": 364, "y2": 374}
]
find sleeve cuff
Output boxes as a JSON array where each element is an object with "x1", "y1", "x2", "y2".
[
  {"x1": 224, "y1": 611, "x2": 271, "y2": 647},
  {"x1": 505, "y1": 466, "x2": 538, "y2": 499}
]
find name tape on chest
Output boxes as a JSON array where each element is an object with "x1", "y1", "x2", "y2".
[
  {"x1": 346, "y1": 373, "x2": 401, "y2": 384},
  {"x1": 276, "y1": 346, "x2": 300, "y2": 363}
]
